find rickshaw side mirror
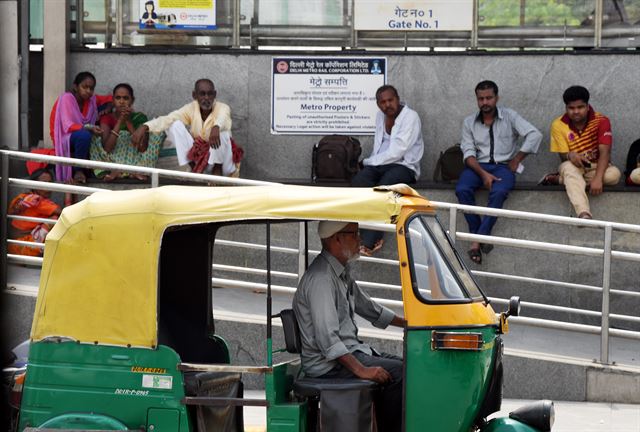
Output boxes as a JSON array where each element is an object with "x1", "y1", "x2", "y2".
[
  {"x1": 506, "y1": 296, "x2": 521, "y2": 318},
  {"x1": 498, "y1": 296, "x2": 520, "y2": 335}
]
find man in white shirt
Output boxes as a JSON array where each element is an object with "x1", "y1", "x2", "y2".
[
  {"x1": 351, "y1": 85, "x2": 424, "y2": 255},
  {"x1": 131, "y1": 78, "x2": 236, "y2": 176}
]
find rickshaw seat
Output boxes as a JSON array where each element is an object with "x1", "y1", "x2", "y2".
[
  {"x1": 278, "y1": 309, "x2": 378, "y2": 397},
  {"x1": 293, "y1": 377, "x2": 378, "y2": 398}
]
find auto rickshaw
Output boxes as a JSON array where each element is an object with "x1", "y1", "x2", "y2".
[{"x1": 10, "y1": 184, "x2": 554, "y2": 431}]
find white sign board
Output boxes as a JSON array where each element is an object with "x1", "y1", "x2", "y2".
[
  {"x1": 138, "y1": 0, "x2": 216, "y2": 30},
  {"x1": 271, "y1": 57, "x2": 386, "y2": 135},
  {"x1": 354, "y1": 0, "x2": 473, "y2": 31}
]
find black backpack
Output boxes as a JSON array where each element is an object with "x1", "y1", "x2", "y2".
[
  {"x1": 433, "y1": 144, "x2": 465, "y2": 182},
  {"x1": 312, "y1": 135, "x2": 361, "y2": 183}
]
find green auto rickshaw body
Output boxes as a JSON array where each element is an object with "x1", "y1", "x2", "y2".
[{"x1": 16, "y1": 185, "x2": 548, "y2": 431}]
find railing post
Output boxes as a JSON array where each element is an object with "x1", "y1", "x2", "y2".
[
  {"x1": 232, "y1": 0, "x2": 241, "y2": 48},
  {"x1": 448, "y1": 207, "x2": 457, "y2": 244},
  {"x1": 76, "y1": 0, "x2": 84, "y2": 46},
  {"x1": 471, "y1": 0, "x2": 479, "y2": 49},
  {"x1": 1, "y1": 153, "x2": 10, "y2": 290},
  {"x1": 350, "y1": 0, "x2": 356, "y2": 48},
  {"x1": 151, "y1": 171, "x2": 159, "y2": 188},
  {"x1": 594, "y1": 0, "x2": 603, "y2": 48},
  {"x1": 115, "y1": 0, "x2": 123, "y2": 47},
  {"x1": 105, "y1": 0, "x2": 112, "y2": 47},
  {"x1": 600, "y1": 224, "x2": 613, "y2": 364}
]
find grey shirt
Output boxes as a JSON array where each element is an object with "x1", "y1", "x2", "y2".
[
  {"x1": 293, "y1": 250, "x2": 395, "y2": 377},
  {"x1": 460, "y1": 107, "x2": 542, "y2": 163}
]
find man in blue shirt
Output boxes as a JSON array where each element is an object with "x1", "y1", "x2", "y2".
[{"x1": 456, "y1": 81, "x2": 542, "y2": 264}]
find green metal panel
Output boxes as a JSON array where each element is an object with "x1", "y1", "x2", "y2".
[
  {"x1": 481, "y1": 417, "x2": 542, "y2": 431},
  {"x1": 19, "y1": 342, "x2": 191, "y2": 431},
  {"x1": 147, "y1": 408, "x2": 181, "y2": 432},
  {"x1": 38, "y1": 413, "x2": 128, "y2": 429},
  {"x1": 266, "y1": 363, "x2": 306, "y2": 431},
  {"x1": 404, "y1": 327, "x2": 497, "y2": 432},
  {"x1": 267, "y1": 403, "x2": 307, "y2": 432}
]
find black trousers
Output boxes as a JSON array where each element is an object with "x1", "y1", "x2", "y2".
[
  {"x1": 351, "y1": 164, "x2": 416, "y2": 248},
  {"x1": 320, "y1": 351, "x2": 403, "y2": 432}
]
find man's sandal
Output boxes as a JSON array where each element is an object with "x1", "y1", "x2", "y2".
[
  {"x1": 538, "y1": 172, "x2": 560, "y2": 186},
  {"x1": 468, "y1": 248, "x2": 482, "y2": 265}
]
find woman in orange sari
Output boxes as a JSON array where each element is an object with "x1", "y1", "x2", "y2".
[{"x1": 8, "y1": 169, "x2": 61, "y2": 257}]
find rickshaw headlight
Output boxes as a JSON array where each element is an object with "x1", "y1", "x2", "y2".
[{"x1": 509, "y1": 400, "x2": 555, "y2": 431}]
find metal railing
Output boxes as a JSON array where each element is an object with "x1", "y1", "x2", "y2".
[
  {"x1": 65, "y1": 0, "x2": 640, "y2": 50},
  {"x1": 2, "y1": 149, "x2": 639, "y2": 365}
]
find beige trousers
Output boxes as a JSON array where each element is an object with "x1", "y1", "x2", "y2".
[{"x1": 558, "y1": 160, "x2": 621, "y2": 216}]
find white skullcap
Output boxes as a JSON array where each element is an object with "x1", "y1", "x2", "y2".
[{"x1": 318, "y1": 221, "x2": 350, "y2": 239}]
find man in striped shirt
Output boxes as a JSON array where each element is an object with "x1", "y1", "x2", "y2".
[{"x1": 547, "y1": 86, "x2": 621, "y2": 219}]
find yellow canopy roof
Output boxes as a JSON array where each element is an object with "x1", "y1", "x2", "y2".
[{"x1": 31, "y1": 184, "x2": 431, "y2": 348}]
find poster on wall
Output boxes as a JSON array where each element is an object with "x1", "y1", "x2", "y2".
[
  {"x1": 354, "y1": 0, "x2": 473, "y2": 31},
  {"x1": 271, "y1": 57, "x2": 387, "y2": 135},
  {"x1": 138, "y1": 0, "x2": 216, "y2": 30}
]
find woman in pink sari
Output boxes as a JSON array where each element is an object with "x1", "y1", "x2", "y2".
[{"x1": 50, "y1": 71, "x2": 111, "y2": 184}]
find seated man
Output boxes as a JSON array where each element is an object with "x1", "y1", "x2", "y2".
[
  {"x1": 131, "y1": 78, "x2": 236, "y2": 176},
  {"x1": 351, "y1": 85, "x2": 424, "y2": 255},
  {"x1": 293, "y1": 221, "x2": 405, "y2": 432},
  {"x1": 542, "y1": 86, "x2": 621, "y2": 218},
  {"x1": 456, "y1": 80, "x2": 541, "y2": 264}
]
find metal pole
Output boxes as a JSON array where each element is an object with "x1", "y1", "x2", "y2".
[
  {"x1": 594, "y1": 0, "x2": 603, "y2": 48},
  {"x1": 232, "y1": 0, "x2": 240, "y2": 48},
  {"x1": 520, "y1": 0, "x2": 526, "y2": 26},
  {"x1": 350, "y1": 0, "x2": 356, "y2": 48},
  {"x1": 266, "y1": 222, "x2": 273, "y2": 367},
  {"x1": 1, "y1": 153, "x2": 10, "y2": 290},
  {"x1": 151, "y1": 171, "x2": 159, "y2": 188},
  {"x1": 115, "y1": 0, "x2": 123, "y2": 47},
  {"x1": 19, "y1": 0, "x2": 30, "y2": 151},
  {"x1": 105, "y1": 0, "x2": 112, "y2": 47},
  {"x1": 76, "y1": 0, "x2": 84, "y2": 45},
  {"x1": 471, "y1": 0, "x2": 479, "y2": 49},
  {"x1": 448, "y1": 207, "x2": 457, "y2": 244},
  {"x1": 251, "y1": 0, "x2": 259, "y2": 48},
  {"x1": 297, "y1": 222, "x2": 306, "y2": 282},
  {"x1": 600, "y1": 224, "x2": 613, "y2": 364}
]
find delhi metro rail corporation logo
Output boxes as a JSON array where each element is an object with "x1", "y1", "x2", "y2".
[{"x1": 276, "y1": 61, "x2": 289, "y2": 74}]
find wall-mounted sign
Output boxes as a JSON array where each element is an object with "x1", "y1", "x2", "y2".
[
  {"x1": 138, "y1": 0, "x2": 216, "y2": 30},
  {"x1": 271, "y1": 57, "x2": 386, "y2": 135},
  {"x1": 354, "y1": 0, "x2": 473, "y2": 31}
]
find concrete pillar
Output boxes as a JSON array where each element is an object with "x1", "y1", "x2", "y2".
[
  {"x1": 43, "y1": 0, "x2": 70, "y2": 148},
  {"x1": 0, "y1": 1, "x2": 20, "y2": 150}
]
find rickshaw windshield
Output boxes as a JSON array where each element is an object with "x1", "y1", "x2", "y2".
[{"x1": 406, "y1": 214, "x2": 484, "y2": 302}]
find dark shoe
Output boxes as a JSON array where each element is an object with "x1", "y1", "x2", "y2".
[
  {"x1": 538, "y1": 172, "x2": 560, "y2": 186},
  {"x1": 480, "y1": 243, "x2": 494, "y2": 254},
  {"x1": 468, "y1": 248, "x2": 482, "y2": 265}
]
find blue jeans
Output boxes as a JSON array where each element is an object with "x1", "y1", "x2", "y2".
[
  {"x1": 455, "y1": 163, "x2": 515, "y2": 237},
  {"x1": 351, "y1": 164, "x2": 416, "y2": 248},
  {"x1": 70, "y1": 129, "x2": 92, "y2": 175}
]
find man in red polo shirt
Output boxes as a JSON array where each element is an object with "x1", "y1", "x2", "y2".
[{"x1": 544, "y1": 86, "x2": 620, "y2": 219}]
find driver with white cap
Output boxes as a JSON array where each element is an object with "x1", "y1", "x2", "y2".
[{"x1": 293, "y1": 221, "x2": 405, "y2": 432}]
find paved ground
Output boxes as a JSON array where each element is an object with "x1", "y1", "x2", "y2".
[{"x1": 241, "y1": 390, "x2": 640, "y2": 432}]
